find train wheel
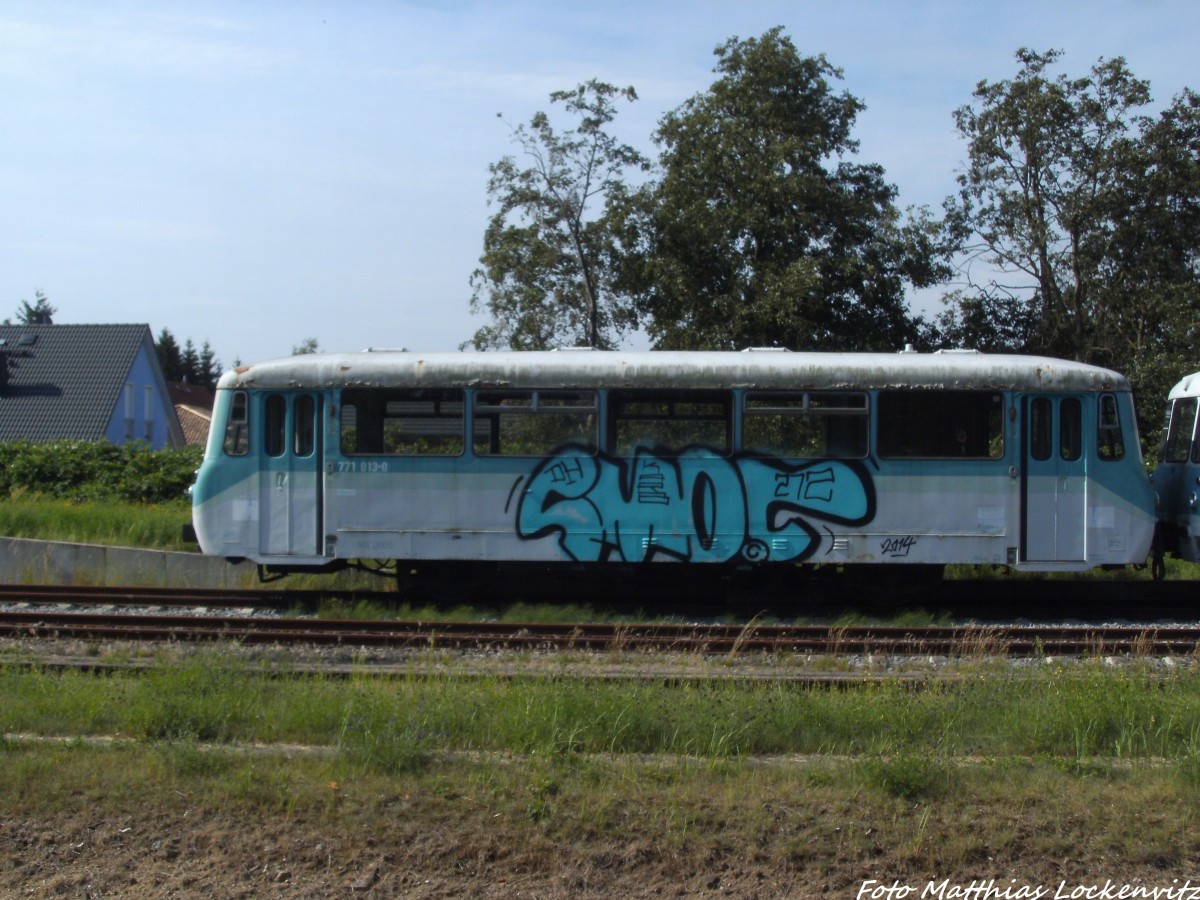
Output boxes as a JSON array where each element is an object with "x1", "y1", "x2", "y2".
[
  {"x1": 1150, "y1": 528, "x2": 1167, "y2": 582},
  {"x1": 1151, "y1": 552, "x2": 1166, "y2": 582}
]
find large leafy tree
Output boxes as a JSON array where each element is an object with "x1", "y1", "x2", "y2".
[
  {"x1": 1103, "y1": 87, "x2": 1200, "y2": 420},
  {"x1": 467, "y1": 80, "x2": 650, "y2": 350},
  {"x1": 939, "y1": 49, "x2": 1200, "y2": 437},
  {"x1": 616, "y1": 28, "x2": 951, "y2": 351},
  {"x1": 940, "y1": 50, "x2": 1200, "y2": 366}
]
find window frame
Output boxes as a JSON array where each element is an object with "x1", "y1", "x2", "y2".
[
  {"x1": 607, "y1": 389, "x2": 733, "y2": 456},
  {"x1": 1096, "y1": 393, "x2": 1125, "y2": 461},
  {"x1": 472, "y1": 389, "x2": 598, "y2": 457},
  {"x1": 1060, "y1": 397, "x2": 1082, "y2": 462},
  {"x1": 741, "y1": 390, "x2": 869, "y2": 459},
  {"x1": 223, "y1": 390, "x2": 250, "y2": 457},
  {"x1": 339, "y1": 387, "x2": 466, "y2": 457},
  {"x1": 876, "y1": 389, "x2": 1006, "y2": 460},
  {"x1": 294, "y1": 394, "x2": 316, "y2": 458},
  {"x1": 265, "y1": 394, "x2": 287, "y2": 458},
  {"x1": 1164, "y1": 397, "x2": 1198, "y2": 464}
]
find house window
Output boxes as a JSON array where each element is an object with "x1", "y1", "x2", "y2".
[
  {"x1": 144, "y1": 385, "x2": 155, "y2": 442},
  {"x1": 124, "y1": 384, "x2": 135, "y2": 441}
]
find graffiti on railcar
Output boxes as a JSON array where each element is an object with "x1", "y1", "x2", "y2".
[
  {"x1": 513, "y1": 444, "x2": 876, "y2": 563},
  {"x1": 881, "y1": 535, "x2": 918, "y2": 558}
]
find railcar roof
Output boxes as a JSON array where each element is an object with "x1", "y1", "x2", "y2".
[
  {"x1": 1168, "y1": 371, "x2": 1200, "y2": 400},
  {"x1": 217, "y1": 350, "x2": 1130, "y2": 393}
]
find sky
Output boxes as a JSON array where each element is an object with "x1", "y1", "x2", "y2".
[{"x1": 2, "y1": 1, "x2": 1198, "y2": 368}]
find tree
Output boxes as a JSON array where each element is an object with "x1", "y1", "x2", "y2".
[
  {"x1": 467, "y1": 80, "x2": 650, "y2": 350},
  {"x1": 181, "y1": 339, "x2": 201, "y2": 384},
  {"x1": 292, "y1": 338, "x2": 319, "y2": 355},
  {"x1": 155, "y1": 328, "x2": 185, "y2": 381},
  {"x1": 155, "y1": 329, "x2": 222, "y2": 389},
  {"x1": 15, "y1": 290, "x2": 55, "y2": 325},
  {"x1": 943, "y1": 50, "x2": 1200, "y2": 360},
  {"x1": 616, "y1": 28, "x2": 951, "y2": 351},
  {"x1": 198, "y1": 341, "x2": 221, "y2": 388},
  {"x1": 941, "y1": 49, "x2": 1200, "y2": 440}
]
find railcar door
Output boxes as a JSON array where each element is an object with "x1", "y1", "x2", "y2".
[
  {"x1": 259, "y1": 392, "x2": 323, "y2": 557},
  {"x1": 1021, "y1": 395, "x2": 1086, "y2": 562}
]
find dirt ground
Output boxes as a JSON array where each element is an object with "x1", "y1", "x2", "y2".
[{"x1": 1, "y1": 806, "x2": 831, "y2": 899}]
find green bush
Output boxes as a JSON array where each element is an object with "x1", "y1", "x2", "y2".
[{"x1": 0, "y1": 441, "x2": 203, "y2": 503}]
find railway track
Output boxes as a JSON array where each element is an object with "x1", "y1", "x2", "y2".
[
  {"x1": 2, "y1": 582, "x2": 1200, "y2": 657},
  {"x1": 2, "y1": 607, "x2": 1200, "y2": 658},
  {"x1": 2, "y1": 576, "x2": 1199, "y2": 619},
  {"x1": 0, "y1": 584, "x2": 331, "y2": 610}
]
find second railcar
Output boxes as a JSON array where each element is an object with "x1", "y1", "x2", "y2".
[
  {"x1": 191, "y1": 349, "x2": 1155, "y2": 576},
  {"x1": 1151, "y1": 371, "x2": 1200, "y2": 567}
]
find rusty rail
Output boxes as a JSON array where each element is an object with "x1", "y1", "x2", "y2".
[{"x1": 2, "y1": 608, "x2": 1199, "y2": 657}]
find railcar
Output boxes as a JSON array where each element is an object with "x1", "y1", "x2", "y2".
[
  {"x1": 1151, "y1": 371, "x2": 1200, "y2": 572},
  {"x1": 190, "y1": 350, "x2": 1155, "y2": 581}
]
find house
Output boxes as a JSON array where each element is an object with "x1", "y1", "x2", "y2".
[
  {"x1": 0, "y1": 324, "x2": 185, "y2": 449},
  {"x1": 169, "y1": 380, "x2": 216, "y2": 447}
]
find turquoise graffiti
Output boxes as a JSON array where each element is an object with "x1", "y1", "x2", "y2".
[{"x1": 514, "y1": 445, "x2": 875, "y2": 563}]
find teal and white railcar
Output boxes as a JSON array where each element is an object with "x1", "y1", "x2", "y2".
[
  {"x1": 190, "y1": 350, "x2": 1155, "y2": 577},
  {"x1": 1151, "y1": 371, "x2": 1200, "y2": 566}
]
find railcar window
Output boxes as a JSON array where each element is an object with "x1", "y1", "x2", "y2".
[
  {"x1": 223, "y1": 391, "x2": 250, "y2": 456},
  {"x1": 1030, "y1": 398, "x2": 1052, "y2": 461},
  {"x1": 877, "y1": 391, "x2": 1005, "y2": 459},
  {"x1": 473, "y1": 390, "x2": 597, "y2": 456},
  {"x1": 1060, "y1": 398, "x2": 1082, "y2": 461},
  {"x1": 265, "y1": 395, "x2": 286, "y2": 458},
  {"x1": 743, "y1": 392, "x2": 868, "y2": 458},
  {"x1": 610, "y1": 391, "x2": 732, "y2": 455},
  {"x1": 1097, "y1": 394, "x2": 1124, "y2": 461},
  {"x1": 339, "y1": 388, "x2": 464, "y2": 456},
  {"x1": 294, "y1": 395, "x2": 316, "y2": 457},
  {"x1": 1164, "y1": 397, "x2": 1198, "y2": 463}
]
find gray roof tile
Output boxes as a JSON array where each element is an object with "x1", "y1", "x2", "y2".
[{"x1": 0, "y1": 324, "x2": 153, "y2": 442}]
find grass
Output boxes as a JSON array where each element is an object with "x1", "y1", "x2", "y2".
[
  {"x1": 4, "y1": 652, "x2": 1200, "y2": 765},
  {"x1": 3, "y1": 743, "x2": 1199, "y2": 872},
  {"x1": 5, "y1": 652, "x2": 1200, "y2": 884},
  {"x1": 0, "y1": 495, "x2": 195, "y2": 551}
]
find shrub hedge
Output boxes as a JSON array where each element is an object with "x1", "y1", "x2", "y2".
[{"x1": 0, "y1": 441, "x2": 204, "y2": 504}]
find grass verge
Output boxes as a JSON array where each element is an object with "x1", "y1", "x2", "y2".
[
  {"x1": 4, "y1": 652, "x2": 1200, "y2": 890},
  {"x1": 0, "y1": 496, "x2": 194, "y2": 551}
]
